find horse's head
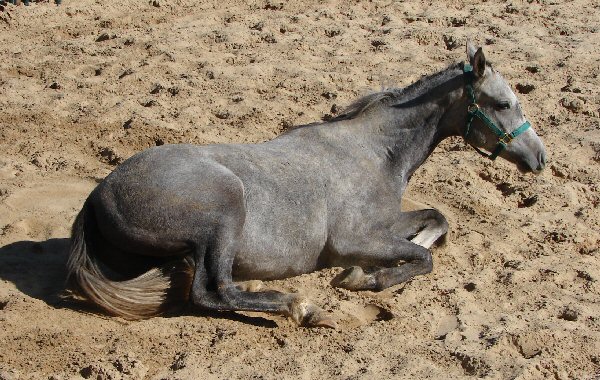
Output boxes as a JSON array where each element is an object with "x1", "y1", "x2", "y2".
[{"x1": 462, "y1": 42, "x2": 546, "y2": 173}]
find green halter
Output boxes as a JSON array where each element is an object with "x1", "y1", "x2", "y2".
[{"x1": 463, "y1": 63, "x2": 531, "y2": 160}]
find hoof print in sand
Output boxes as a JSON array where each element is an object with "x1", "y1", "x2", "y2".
[{"x1": 338, "y1": 301, "x2": 394, "y2": 328}]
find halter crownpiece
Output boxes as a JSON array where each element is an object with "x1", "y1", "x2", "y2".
[{"x1": 462, "y1": 63, "x2": 531, "y2": 160}]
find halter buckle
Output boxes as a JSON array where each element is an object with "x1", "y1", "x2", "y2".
[
  {"x1": 499, "y1": 133, "x2": 513, "y2": 145},
  {"x1": 467, "y1": 103, "x2": 480, "y2": 114}
]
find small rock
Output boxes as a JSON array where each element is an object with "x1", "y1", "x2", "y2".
[
  {"x1": 560, "y1": 97, "x2": 584, "y2": 113},
  {"x1": 250, "y1": 21, "x2": 264, "y2": 31},
  {"x1": 435, "y1": 315, "x2": 459, "y2": 340},
  {"x1": 526, "y1": 65, "x2": 540, "y2": 74},
  {"x1": 264, "y1": 1, "x2": 283, "y2": 10},
  {"x1": 98, "y1": 147, "x2": 123, "y2": 166},
  {"x1": 558, "y1": 307, "x2": 578, "y2": 321},
  {"x1": 371, "y1": 39, "x2": 386, "y2": 49},
  {"x1": 518, "y1": 195, "x2": 538, "y2": 208},
  {"x1": 150, "y1": 84, "x2": 163, "y2": 94},
  {"x1": 119, "y1": 68, "x2": 134, "y2": 79},
  {"x1": 576, "y1": 270, "x2": 594, "y2": 282},
  {"x1": 150, "y1": 0, "x2": 159, "y2": 7},
  {"x1": 321, "y1": 91, "x2": 337, "y2": 100},
  {"x1": 450, "y1": 17, "x2": 466, "y2": 27},
  {"x1": 325, "y1": 29, "x2": 341, "y2": 38},
  {"x1": 95, "y1": 33, "x2": 110, "y2": 42},
  {"x1": 515, "y1": 335, "x2": 542, "y2": 359},
  {"x1": 122, "y1": 118, "x2": 134, "y2": 129},
  {"x1": 505, "y1": 4, "x2": 518, "y2": 14},
  {"x1": 261, "y1": 33, "x2": 277, "y2": 44},
  {"x1": 443, "y1": 34, "x2": 459, "y2": 50},
  {"x1": 214, "y1": 110, "x2": 230, "y2": 119},
  {"x1": 516, "y1": 83, "x2": 535, "y2": 94},
  {"x1": 170, "y1": 353, "x2": 187, "y2": 371},
  {"x1": 48, "y1": 82, "x2": 61, "y2": 90}
]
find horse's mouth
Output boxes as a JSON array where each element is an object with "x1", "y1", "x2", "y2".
[{"x1": 516, "y1": 160, "x2": 544, "y2": 175}]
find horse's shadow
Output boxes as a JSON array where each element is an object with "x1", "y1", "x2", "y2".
[
  {"x1": 0, "y1": 238, "x2": 277, "y2": 328},
  {"x1": 0, "y1": 238, "x2": 71, "y2": 307}
]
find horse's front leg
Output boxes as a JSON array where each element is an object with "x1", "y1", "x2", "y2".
[
  {"x1": 393, "y1": 209, "x2": 449, "y2": 249},
  {"x1": 330, "y1": 209, "x2": 448, "y2": 291}
]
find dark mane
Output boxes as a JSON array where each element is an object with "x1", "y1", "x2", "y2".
[{"x1": 330, "y1": 62, "x2": 463, "y2": 122}]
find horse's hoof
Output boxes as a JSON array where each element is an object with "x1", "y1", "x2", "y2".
[
  {"x1": 289, "y1": 297, "x2": 338, "y2": 329},
  {"x1": 307, "y1": 314, "x2": 338, "y2": 329},
  {"x1": 331, "y1": 266, "x2": 374, "y2": 291}
]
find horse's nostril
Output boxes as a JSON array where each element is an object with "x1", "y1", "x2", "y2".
[{"x1": 537, "y1": 151, "x2": 546, "y2": 171}]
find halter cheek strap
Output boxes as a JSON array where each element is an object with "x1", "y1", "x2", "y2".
[{"x1": 463, "y1": 63, "x2": 531, "y2": 160}]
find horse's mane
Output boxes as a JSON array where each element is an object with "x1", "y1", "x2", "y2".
[
  {"x1": 282, "y1": 62, "x2": 465, "y2": 134},
  {"x1": 330, "y1": 62, "x2": 463, "y2": 122}
]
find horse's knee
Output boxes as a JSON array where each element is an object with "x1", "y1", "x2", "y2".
[
  {"x1": 423, "y1": 209, "x2": 449, "y2": 246},
  {"x1": 424, "y1": 209, "x2": 448, "y2": 232}
]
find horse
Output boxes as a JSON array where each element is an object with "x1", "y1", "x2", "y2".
[{"x1": 66, "y1": 42, "x2": 546, "y2": 328}]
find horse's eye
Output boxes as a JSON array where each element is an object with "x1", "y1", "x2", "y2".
[{"x1": 497, "y1": 101, "x2": 511, "y2": 110}]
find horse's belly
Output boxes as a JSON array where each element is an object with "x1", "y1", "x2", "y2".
[
  {"x1": 232, "y1": 201, "x2": 328, "y2": 281},
  {"x1": 232, "y1": 239, "x2": 325, "y2": 281}
]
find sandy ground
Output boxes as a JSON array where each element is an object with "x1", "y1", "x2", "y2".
[{"x1": 0, "y1": 0, "x2": 599, "y2": 378}]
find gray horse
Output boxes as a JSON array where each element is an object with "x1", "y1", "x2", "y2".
[{"x1": 67, "y1": 42, "x2": 546, "y2": 328}]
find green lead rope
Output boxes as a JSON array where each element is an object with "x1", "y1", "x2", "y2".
[{"x1": 462, "y1": 63, "x2": 531, "y2": 160}]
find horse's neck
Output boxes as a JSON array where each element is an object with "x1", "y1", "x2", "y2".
[
  {"x1": 337, "y1": 84, "x2": 464, "y2": 190},
  {"x1": 383, "y1": 105, "x2": 445, "y2": 178}
]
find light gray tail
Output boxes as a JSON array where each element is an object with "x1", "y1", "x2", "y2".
[{"x1": 66, "y1": 201, "x2": 193, "y2": 320}]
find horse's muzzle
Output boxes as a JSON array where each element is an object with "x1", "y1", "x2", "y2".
[{"x1": 517, "y1": 150, "x2": 546, "y2": 174}]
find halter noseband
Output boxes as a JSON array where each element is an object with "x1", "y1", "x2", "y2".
[{"x1": 463, "y1": 63, "x2": 531, "y2": 160}]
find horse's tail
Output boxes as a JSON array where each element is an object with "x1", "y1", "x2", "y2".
[{"x1": 66, "y1": 201, "x2": 194, "y2": 320}]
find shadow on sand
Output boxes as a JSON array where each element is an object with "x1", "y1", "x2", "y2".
[
  {"x1": 0, "y1": 238, "x2": 71, "y2": 306},
  {"x1": 0, "y1": 238, "x2": 277, "y2": 328}
]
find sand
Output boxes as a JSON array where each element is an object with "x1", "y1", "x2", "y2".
[{"x1": 0, "y1": 0, "x2": 599, "y2": 378}]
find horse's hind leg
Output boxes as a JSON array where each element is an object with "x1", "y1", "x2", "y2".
[
  {"x1": 188, "y1": 174, "x2": 336, "y2": 328},
  {"x1": 190, "y1": 230, "x2": 336, "y2": 328},
  {"x1": 331, "y1": 209, "x2": 448, "y2": 291}
]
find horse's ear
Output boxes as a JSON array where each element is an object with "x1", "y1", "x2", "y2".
[
  {"x1": 472, "y1": 48, "x2": 486, "y2": 78},
  {"x1": 466, "y1": 41, "x2": 486, "y2": 79}
]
